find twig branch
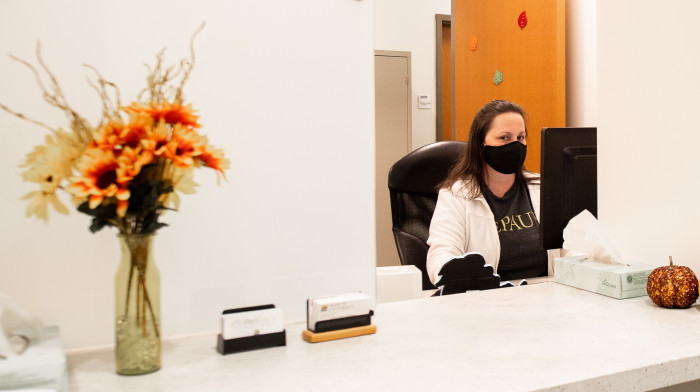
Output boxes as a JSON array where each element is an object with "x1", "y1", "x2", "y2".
[
  {"x1": 142, "y1": 283, "x2": 160, "y2": 338},
  {"x1": 34, "y1": 42, "x2": 92, "y2": 139},
  {"x1": 124, "y1": 261, "x2": 135, "y2": 316},
  {"x1": 0, "y1": 102, "x2": 57, "y2": 132},
  {"x1": 84, "y1": 64, "x2": 121, "y2": 120},
  {"x1": 175, "y1": 22, "x2": 205, "y2": 103},
  {"x1": 5, "y1": 42, "x2": 94, "y2": 144}
]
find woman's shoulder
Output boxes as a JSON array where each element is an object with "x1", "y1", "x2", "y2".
[
  {"x1": 437, "y1": 178, "x2": 493, "y2": 216},
  {"x1": 442, "y1": 178, "x2": 475, "y2": 198},
  {"x1": 523, "y1": 170, "x2": 541, "y2": 193},
  {"x1": 523, "y1": 170, "x2": 540, "y2": 180}
]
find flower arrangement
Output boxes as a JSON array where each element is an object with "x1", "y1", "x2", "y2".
[
  {"x1": 1, "y1": 25, "x2": 228, "y2": 235},
  {"x1": 1, "y1": 26, "x2": 228, "y2": 375}
]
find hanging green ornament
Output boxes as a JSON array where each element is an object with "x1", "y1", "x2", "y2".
[{"x1": 493, "y1": 70, "x2": 503, "y2": 85}]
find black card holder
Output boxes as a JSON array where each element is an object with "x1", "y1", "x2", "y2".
[
  {"x1": 313, "y1": 313, "x2": 373, "y2": 333},
  {"x1": 216, "y1": 304, "x2": 287, "y2": 355},
  {"x1": 217, "y1": 331, "x2": 286, "y2": 355}
]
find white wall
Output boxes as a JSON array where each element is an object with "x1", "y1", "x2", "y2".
[
  {"x1": 0, "y1": 0, "x2": 376, "y2": 350},
  {"x1": 597, "y1": 1, "x2": 700, "y2": 270},
  {"x1": 566, "y1": 0, "x2": 597, "y2": 127},
  {"x1": 373, "y1": 0, "x2": 451, "y2": 150}
]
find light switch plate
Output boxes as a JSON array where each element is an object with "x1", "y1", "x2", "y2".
[{"x1": 418, "y1": 94, "x2": 432, "y2": 109}]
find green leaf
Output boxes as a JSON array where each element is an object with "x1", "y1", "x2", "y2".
[{"x1": 77, "y1": 201, "x2": 117, "y2": 233}]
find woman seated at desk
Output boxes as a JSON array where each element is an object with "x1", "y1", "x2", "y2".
[{"x1": 427, "y1": 100, "x2": 558, "y2": 286}]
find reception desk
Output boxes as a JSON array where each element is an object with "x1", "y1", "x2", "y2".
[{"x1": 67, "y1": 282, "x2": 700, "y2": 391}]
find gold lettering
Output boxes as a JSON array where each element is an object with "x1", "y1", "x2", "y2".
[
  {"x1": 509, "y1": 216, "x2": 522, "y2": 231},
  {"x1": 528, "y1": 211, "x2": 538, "y2": 224},
  {"x1": 500, "y1": 216, "x2": 510, "y2": 232},
  {"x1": 517, "y1": 213, "x2": 534, "y2": 228}
]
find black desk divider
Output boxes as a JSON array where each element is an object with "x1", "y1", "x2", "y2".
[{"x1": 216, "y1": 304, "x2": 286, "y2": 355}]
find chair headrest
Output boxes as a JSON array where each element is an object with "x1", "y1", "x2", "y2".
[{"x1": 388, "y1": 141, "x2": 465, "y2": 194}]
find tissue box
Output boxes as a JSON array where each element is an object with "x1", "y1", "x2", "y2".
[
  {"x1": 376, "y1": 265, "x2": 422, "y2": 303},
  {"x1": 554, "y1": 256, "x2": 655, "y2": 299},
  {"x1": 0, "y1": 325, "x2": 67, "y2": 392}
]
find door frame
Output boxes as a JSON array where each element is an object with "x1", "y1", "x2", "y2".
[{"x1": 435, "y1": 14, "x2": 452, "y2": 141}]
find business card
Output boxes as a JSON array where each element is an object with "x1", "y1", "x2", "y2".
[
  {"x1": 221, "y1": 307, "x2": 284, "y2": 340},
  {"x1": 307, "y1": 292, "x2": 372, "y2": 330}
]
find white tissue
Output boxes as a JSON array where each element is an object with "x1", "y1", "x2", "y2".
[
  {"x1": 0, "y1": 293, "x2": 42, "y2": 359},
  {"x1": 562, "y1": 210, "x2": 626, "y2": 266}
]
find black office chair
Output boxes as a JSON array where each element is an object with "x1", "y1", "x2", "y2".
[{"x1": 388, "y1": 141, "x2": 466, "y2": 290}]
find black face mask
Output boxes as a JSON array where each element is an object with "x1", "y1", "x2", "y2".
[{"x1": 484, "y1": 141, "x2": 527, "y2": 174}]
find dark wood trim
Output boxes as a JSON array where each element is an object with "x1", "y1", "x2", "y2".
[{"x1": 435, "y1": 14, "x2": 451, "y2": 141}]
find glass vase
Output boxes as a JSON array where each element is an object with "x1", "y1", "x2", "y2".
[{"x1": 114, "y1": 233, "x2": 161, "y2": 375}]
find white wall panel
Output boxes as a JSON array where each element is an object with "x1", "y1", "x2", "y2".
[
  {"x1": 597, "y1": 0, "x2": 700, "y2": 270},
  {"x1": 0, "y1": 0, "x2": 375, "y2": 350}
]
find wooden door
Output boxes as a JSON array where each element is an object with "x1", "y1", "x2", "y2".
[
  {"x1": 374, "y1": 51, "x2": 411, "y2": 267},
  {"x1": 453, "y1": 0, "x2": 566, "y2": 172}
]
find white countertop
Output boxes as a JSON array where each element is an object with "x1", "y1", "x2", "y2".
[{"x1": 66, "y1": 283, "x2": 700, "y2": 391}]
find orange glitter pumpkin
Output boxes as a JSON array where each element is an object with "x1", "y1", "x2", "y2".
[{"x1": 647, "y1": 256, "x2": 699, "y2": 309}]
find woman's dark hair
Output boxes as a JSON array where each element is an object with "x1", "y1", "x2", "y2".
[{"x1": 439, "y1": 99, "x2": 534, "y2": 198}]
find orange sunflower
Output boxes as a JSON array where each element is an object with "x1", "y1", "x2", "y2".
[
  {"x1": 90, "y1": 112, "x2": 155, "y2": 153},
  {"x1": 141, "y1": 118, "x2": 173, "y2": 157},
  {"x1": 198, "y1": 140, "x2": 229, "y2": 180},
  {"x1": 118, "y1": 112, "x2": 154, "y2": 151},
  {"x1": 117, "y1": 145, "x2": 155, "y2": 181},
  {"x1": 90, "y1": 117, "x2": 126, "y2": 151},
  {"x1": 124, "y1": 100, "x2": 201, "y2": 129},
  {"x1": 69, "y1": 149, "x2": 133, "y2": 217},
  {"x1": 158, "y1": 125, "x2": 206, "y2": 169}
]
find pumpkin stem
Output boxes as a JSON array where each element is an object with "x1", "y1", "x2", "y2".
[{"x1": 669, "y1": 256, "x2": 674, "y2": 267}]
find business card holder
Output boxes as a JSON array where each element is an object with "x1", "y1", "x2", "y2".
[
  {"x1": 302, "y1": 324, "x2": 377, "y2": 343},
  {"x1": 217, "y1": 330, "x2": 287, "y2": 355},
  {"x1": 216, "y1": 304, "x2": 286, "y2": 355}
]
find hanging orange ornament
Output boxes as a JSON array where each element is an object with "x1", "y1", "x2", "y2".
[
  {"x1": 469, "y1": 35, "x2": 478, "y2": 51},
  {"x1": 518, "y1": 11, "x2": 527, "y2": 30}
]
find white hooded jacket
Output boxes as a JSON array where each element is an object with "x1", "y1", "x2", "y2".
[{"x1": 426, "y1": 173, "x2": 557, "y2": 285}]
